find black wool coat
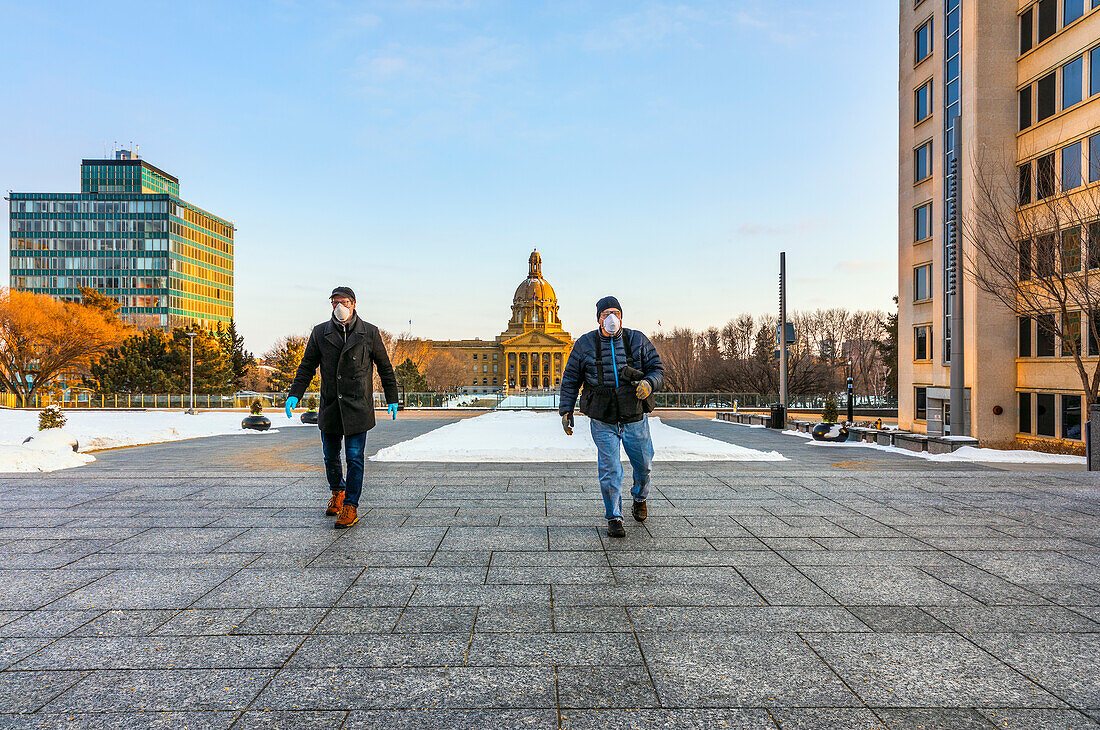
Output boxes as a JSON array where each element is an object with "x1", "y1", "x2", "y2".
[{"x1": 289, "y1": 316, "x2": 399, "y2": 435}]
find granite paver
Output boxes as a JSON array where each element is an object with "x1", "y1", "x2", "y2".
[{"x1": 0, "y1": 414, "x2": 1095, "y2": 727}]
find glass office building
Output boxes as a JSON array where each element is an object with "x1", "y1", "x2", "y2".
[{"x1": 8, "y1": 151, "x2": 233, "y2": 329}]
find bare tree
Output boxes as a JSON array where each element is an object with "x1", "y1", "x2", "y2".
[
  {"x1": 650, "y1": 327, "x2": 699, "y2": 391},
  {"x1": 963, "y1": 150, "x2": 1100, "y2": 405}
]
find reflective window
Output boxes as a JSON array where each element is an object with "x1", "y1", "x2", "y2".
[
  {"x1": 1019, "y1": 392, "x2": 1032, "y2": 433},
  {"x1": 1019, "y1": 162, "x2": 1032, "y2": 204},
  {"x1": 1091, "y1": 223, "x2": 1100, "y2": 270},
  {"x1": 915, "y1": 387, "x2": 928, "y2": 420},
  {"x1": 1037, "y1": 393, "x2": 1056, "y2": 437},
  {"x1": 915, "y1": 19, "x2": 933, "y2": 63},
  {"x1": 915, "y1": 81, "x2": 932, "y2": 123},
  {"x1": 1062, "y1": 56, "x2": 1084, "y2": 109},
  {"x1": 1019, "y1": 317, "x2": 1033, "y2": 357},
  {"x1": 1092, "y1": 134, "x2": 1100, "y2": 184},
  {"x1": 1036, "y1": 153, "x2": 1056, "y2": 199},
  {"x1": 914, "y1": 326, "x2": 931, "y2": 360},
  {"x1": 915, "y1": 141, "x2": 932, "y2": 182},
  {"x1": 914, "y1": 202, "x2": 932, "y2": 241},
  {"x1": 1020, "y1": 8, "x2": 1034, "y2": 53},
  {"x1": 1062, "y1": 394, "x2": 1082, "y2": 440},
  {"x1": 1037, "y1": 234, "x2": 1057, "y2": 277},
  {"x1": 1091, "y1": 308, "x2": 1100, "y2": 356},
  {"x1": 1092, "y1": 46, "x2": 1100, "y2": 97},
  {"x1": 1064, "y1": 0, "x2": 1085, "y2": 24},
  {"x1": 914, "y1": 264, "x2": 932, "y2": 301},
  {"x1": 1063, "y1": 227, "x2": 1082, "y2": 272},
  {"x1": 1037, "y1": 71, "x2": 1057, "y2": 120},
  {"x1": 1063, "y1": 311, "x2": 1082, "y2": 355},
  {"x1": 1037, "y1": 314, "x2": 1057, "y2": 356},
  {"x1": 1062, "y1": 141, "x2": 1083, "y2": 190},
  {"x1": 1019, "y1": 86, "x2": 1032, "y2": 130},
  {"x1": 1038, "y1": 0, "x2": 1057, "y2": 41}
]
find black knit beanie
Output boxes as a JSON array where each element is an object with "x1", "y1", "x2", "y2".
[{"x1": 595, "y1": 296, "x2": 622, "y2": 318}]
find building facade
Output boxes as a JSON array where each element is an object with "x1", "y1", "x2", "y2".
[
  {"x1": 432, "y1": 250, "x2": 574, "y2": 395},
  {"x1": 898, "y1": 0, "x2": 1100, "y2": 446},
  {"x1": 8, "y1": 150, "x2": 233, "y2": 329}
]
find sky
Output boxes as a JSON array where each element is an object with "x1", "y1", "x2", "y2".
[{"x1": 0, "y1": 0, "x2": 900, "y2": 354}]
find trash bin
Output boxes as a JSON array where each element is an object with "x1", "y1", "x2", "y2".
[{"x1": 769, "y1": 403, "x2": 786, "y2": 430}]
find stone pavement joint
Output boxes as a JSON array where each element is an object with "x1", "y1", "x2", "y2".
[{"x1": 0, "y1": 420, "x2": 1095, "y2": 728}]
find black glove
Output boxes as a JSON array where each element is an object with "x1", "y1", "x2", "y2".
[
  {"x1": 561, "y1": 412, "x2": 574, "y2": 435},
  {"x1": 620, "y1": 365, "x2": 646, "y2": 383}
]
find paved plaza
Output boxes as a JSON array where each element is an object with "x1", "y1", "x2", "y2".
[{"x1": 0, "y1": 415, "x2": 1095, "y2": 728}]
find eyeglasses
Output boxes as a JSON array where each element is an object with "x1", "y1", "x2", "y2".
[
  {"x1": 598, "y1": 310, "x2": 621, "y2": 320},
  {"x1": 331, "y1": 298, "x2": 353, "y2": 307}
]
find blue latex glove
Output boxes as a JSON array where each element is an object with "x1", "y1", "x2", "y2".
[
  {"x1": 285, "y1": 396, "x2": 298, "y2": 419},
  {"x1": 388, "y1": 403, "x2": 399, "y2": 420}
]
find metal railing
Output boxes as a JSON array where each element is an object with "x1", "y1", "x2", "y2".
[{"x1": 0, "y1": 391, "x2": 898, "y2": 411}]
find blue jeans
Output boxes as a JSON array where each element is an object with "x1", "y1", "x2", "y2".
[
  {"x1": 590, "y1": 415, "x2": 654, "y2": 520},
  {"x1": 320, "y1": 431, "x2": 367, "y2": 507}
]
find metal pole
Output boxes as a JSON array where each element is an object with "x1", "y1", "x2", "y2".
[
  {"x1": 948, "y1": 116, "x2": 965, "y2": 436},
  {"x1": 779, "y1": 252, "x2": 788, "y2": 413},
  {"x1": 847, "y1": 359, "x2": 854, "y2": 423},
  {"x1": 186, "y1": 332, "x2": 197, "y2": 415}
]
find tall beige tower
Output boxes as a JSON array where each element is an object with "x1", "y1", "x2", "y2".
[{"x1": 898, "y1": 0, "x2": 1099, "y2": 447}]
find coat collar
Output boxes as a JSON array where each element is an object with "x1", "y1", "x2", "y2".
[{"x1": 323, "y1": 315, "x2": 365, "y2": 350}]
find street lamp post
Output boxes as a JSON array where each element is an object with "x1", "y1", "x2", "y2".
[
  {"x1": 846, "y1": 358, "x2": 854, "y2": 423},
  {"x1": 186, "y1": 332, "x2": 197, "y2": 415}
]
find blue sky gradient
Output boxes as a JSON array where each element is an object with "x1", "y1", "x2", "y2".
[{"x1": 0, "y1": 1, "x2": 900, "y2": 352}]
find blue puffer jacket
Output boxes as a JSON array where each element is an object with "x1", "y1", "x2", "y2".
[{"x1": 559, "y1": 328, "x2": 665, "y2": 415}]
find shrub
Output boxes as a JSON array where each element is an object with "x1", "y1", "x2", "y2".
[
  {"x1": 821, "y1": 395, "x2": 839, "y2": 424},
  {"x1": 249, "y1": 398, "x2": 263, "y2": 415},
  {"x1": 305, "y1": 395, "x2": 318, "y2": 411},
  {"x1": 38, "y1": 404, "x2": 67, "y2": 431}
]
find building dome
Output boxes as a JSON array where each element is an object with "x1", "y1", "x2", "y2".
[
  {"x1": 507, "y1": 250, "x2": 562, "y2": 329},
  {"x1": 513, "y1": 250, "x2": 557, "y2": 306}
]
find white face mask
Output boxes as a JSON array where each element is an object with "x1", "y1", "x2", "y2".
[
  {"x1": 602, "y1": 313, "x2": 621, "y2": 335},
  {"x1": 333, "y1": 303, "x2": 352, "y2": 323}
]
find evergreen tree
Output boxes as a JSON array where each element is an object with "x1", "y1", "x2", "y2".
[
  {"x1": 878, "y1": 296, "x2": 899, "y2": 399},
  {"x1": 216, "y1": 320, "x2": 255, "y2": 389},
  {"x1": 822, "y1": 394, "x2": 839, "y2": 423},
  {"x1": 79, "y1": 287, "x2": 123, "y2": 325},
  {"x1": 266, "y1": 335, "x2": 319, "y2": 392},
  {"x1": 169, "y1": 327, "x2": 233, "y2": 394},
  {"x1": 90, "y1": 328, "x2": 180, "y2": 393},
  {"x1": 395, "y1": 358, "x2": 430, "y2": 393}
]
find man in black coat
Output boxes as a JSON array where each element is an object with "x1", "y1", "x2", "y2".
[
  {"x1": 559, "y1": 296, "x2": 664, "y2": 538},
  {"x1": 286, "y1": 286, "x2": 399, "y2": 529}
]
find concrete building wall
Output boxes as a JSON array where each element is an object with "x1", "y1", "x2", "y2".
[{"x1": 899, "y1": 0, "x2": 1100, "y2": 448}]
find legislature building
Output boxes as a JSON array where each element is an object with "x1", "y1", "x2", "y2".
[{"x1": 433, "y1": 250, "x2": 574, "y2": 395}]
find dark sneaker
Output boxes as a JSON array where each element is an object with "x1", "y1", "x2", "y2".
[
  {"x1": 326, "y1": 491, "x2": 345, "y2": 516},
  {"x1": 607, "y1": 519, "x2": 626, "y2": 538},
  {"x1": 632, "y1": 500, "x2": 647, "y2": 522},
  {"x1": 334, "y1": 504, "x2": 358, "y2": 529}
]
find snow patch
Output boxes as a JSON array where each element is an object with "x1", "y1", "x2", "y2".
[
  {"x1": 372, "y1": 411, "x2": 787, "y2": 462},
  {"x1": 0, "y1": 410, "x2": 311, "y2": 454},
  {"x1": 784, "y1": 429, "x2": 1083, "y2": 464}
]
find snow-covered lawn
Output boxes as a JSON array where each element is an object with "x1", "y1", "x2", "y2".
[
  {"x1": 0, "y1": 409, "x2": 311, "y2": 472},
  {"x1": 782, "y1": 429, "x2": 1084, "y2": 465},
  {"x1": 371, "y1": 411, "x2": 787, "y2": 462}
]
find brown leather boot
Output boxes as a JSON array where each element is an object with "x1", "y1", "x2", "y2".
[
  {"x1": 326, "y1": 491, "x2": 345, "y2": 516},
  {"x1": 334, "y1": 504, "x2": 358, "y2": 529}
]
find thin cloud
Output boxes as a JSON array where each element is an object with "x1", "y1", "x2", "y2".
[
  {"x1": 736, "y1": 218, "x2": 826, "y2": 237},
  {"x1": 584, "y1": 2, "x2": 812, "y2": 51}
]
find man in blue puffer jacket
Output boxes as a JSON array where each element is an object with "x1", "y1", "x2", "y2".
[{"x1": 559, "y1": 296, "x2": 665, "y2": 538}]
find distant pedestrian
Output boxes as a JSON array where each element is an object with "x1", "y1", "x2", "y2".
[
  {"x1": 285, "y1": 286, "x2": 399, "y2": 529},
  {"x1": 559, "y1": 296, "x2": 664, "y2": 538}
]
